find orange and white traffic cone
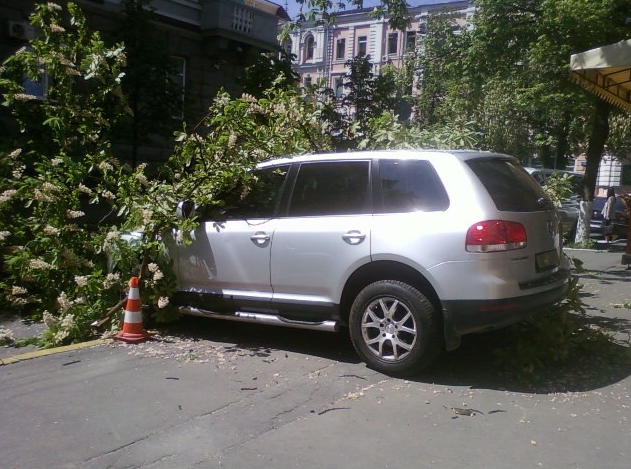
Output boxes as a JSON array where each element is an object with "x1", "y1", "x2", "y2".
[{"x1": 114, "y1": 276, "x2": 150, "y2": 343}]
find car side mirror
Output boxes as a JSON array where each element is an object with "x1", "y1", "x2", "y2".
[{"x1": 176, "y1": 200, "x2": 196, "y2": 219}]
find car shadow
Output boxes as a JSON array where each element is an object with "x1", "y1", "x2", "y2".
[
  {"x1": 160, "y1": 312, "x2": 630, "y2": 395},
  {"x1": 418, "y1": 326, "x2": 630, "y2": 394},
  {"x1": 156, "y1": 315, "x2": 361, "y2": 364}
]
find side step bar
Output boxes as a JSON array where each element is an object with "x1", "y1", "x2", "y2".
[{"x1": 179, "y1": 307, "x2": 339, "y2": 332}]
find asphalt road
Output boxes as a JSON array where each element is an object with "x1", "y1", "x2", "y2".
[{"x1": 1, "y1": 248, "x2": 630, "y2": 469}]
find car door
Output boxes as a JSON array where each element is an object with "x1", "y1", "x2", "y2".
[
  {"x1": 270, "y1": 160, "x2": 372, "y2": 319},
  {"x1": 176, "y1": 165, "x2": 289, "y2": 311}
]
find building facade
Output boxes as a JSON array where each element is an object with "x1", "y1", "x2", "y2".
[
  {"x1": 0, "y1": 0, "x2": 289, "y2": 162},
  {"x1": 286, "y1": 1, "x2": 473, "y2": 95}
]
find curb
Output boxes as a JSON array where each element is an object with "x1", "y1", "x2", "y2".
[{"x1": 0, "y1": 339, "x2": 109, "y2": 366}]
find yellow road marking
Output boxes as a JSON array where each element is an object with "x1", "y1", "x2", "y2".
[{"x1": 0, "y1": 339, "x2": 109, "y2": 366}]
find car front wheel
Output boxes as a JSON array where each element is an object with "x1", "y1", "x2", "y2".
[{"x1": 349, "y1": 280, "x2": 441, "y2": 377}]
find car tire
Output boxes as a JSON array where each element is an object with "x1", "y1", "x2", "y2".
[{"x1": 349, "y1": 280, "x2": 441, "y2": 377}]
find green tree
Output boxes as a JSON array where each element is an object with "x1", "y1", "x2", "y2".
[
  {"x1": 0, "y1": 2, "x2": 482, "y2": 349},
  {"x1": 0, "y1": 2, "x2": 134, "y2": 343},
  {"x1": 414, "y1": 12, "x2": 473, "y2": 128},
  {"x1": 238, "y1": 49, "x2": 300, "y2": 98},
  {"x1": 289, "y1": 0, "x2": 411, "y2": 31},
  {"x1": 468, "y1": 0, "x2": 631, "y2": 186},
  {"x1": 342, "y1": 55, "x2": 400, "y2": 133},
  {"x1": 418, "y1": 0, "x2": 631, "y2": 244}
]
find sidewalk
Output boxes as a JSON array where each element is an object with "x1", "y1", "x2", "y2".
[{"x1": 565, "y1": 245, "x2": 631, "y2": 345}]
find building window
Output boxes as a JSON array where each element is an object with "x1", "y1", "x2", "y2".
[
  {"x1": 305, "y1": 35, "x2": 315, "y2": 60},
  {"x1": 282, "y1": 39, "x2": 292, "y2": 55},
  {"x1": 334, "y1": 77, "x2": 344, "y2": 98},
  {"x1": 357, "y1": 36, "x2": 367, "y2": 56},
  {"x1": 387, "y1": 33, "x2": 398, "y2": 55},
  {"x1": 170, "y1": 56, "x2": 186, "y2": 118},
  {"x1": 20, "y1": 46, "x2": 47, "y2": 100},
  {"x1": 23, "y1": 73, "x2": 48, "y2": 101},
  {"x1": 304, "y1": 75, "x2": 312, "y2": 87},
  {"x1": 170, "y1": 56, "x2": 186, "y2": 90},
  {"x1": 405, "y1": 31, "x2": 416, "y2": 53},
  {"x1": 336, "y1": 38, "x2": 346, "y2": 60}
]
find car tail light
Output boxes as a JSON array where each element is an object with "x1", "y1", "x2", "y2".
[{"x1": 466, "y1": 220, "x2": 527, "y2": 252}]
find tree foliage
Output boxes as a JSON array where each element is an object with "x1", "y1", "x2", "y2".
[
  {"x1": 291, "y1": 0, "x2": 411, "y2": 31},
  {"x1": 0, "y1": 2, "x2": 137, "y2": 344},
  {"x1": 238, "y1": 50, "x2": 299, "y2": 98},
  {"x1": 0, "y1": 2, "x2": 481, "y2": 348},
  {"x1": 6, "y1": 0, "x2": 631, "y2": 344}
]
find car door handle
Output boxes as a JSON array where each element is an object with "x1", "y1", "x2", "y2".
[
  {"x1": 250, "y1": 231, "x2": 271, "y2": 247},
  {"x1": 342, "y1": 230, "x2": 366, "y2": 245}
]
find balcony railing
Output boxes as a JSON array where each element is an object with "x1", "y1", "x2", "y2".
[{"x1": 200, "y1": 0, "x2": 279, "y2": 48}]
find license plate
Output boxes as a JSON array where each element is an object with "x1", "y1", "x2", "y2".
[{"x1": 536, "y1": 249, "x2": 559, "y2": 272}]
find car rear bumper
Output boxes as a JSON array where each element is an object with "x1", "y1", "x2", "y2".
[{"x1": 442, "y1": 267, "x2": 571, "y2": 339}]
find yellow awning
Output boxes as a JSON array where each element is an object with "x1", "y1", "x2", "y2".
[{"x1": 570, "y1": 39, "x2": 631, "y2": 111}]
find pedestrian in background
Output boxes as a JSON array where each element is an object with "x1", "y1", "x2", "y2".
[{"x1": 602, "y1": 187, "x2": 616, "y2": 243}]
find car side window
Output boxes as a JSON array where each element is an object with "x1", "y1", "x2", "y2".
[
  {"x1": 215, "y1": 165, "x2": 289, "y2": 219},
  {"x1": 288, "y1": 161, "x2": 370, "y2": 216},
  {"x1": 379, "y1": 160, "x2": 449, "y2": 213}
]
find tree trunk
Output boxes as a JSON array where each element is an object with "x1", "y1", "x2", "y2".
[{"x1": 574, "y1": 99, "x2": 610, "y2": 245}]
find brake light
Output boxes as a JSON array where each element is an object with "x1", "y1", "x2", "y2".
[{"x1": 466, "y1": 220, "x2": 527, "y2": 252}]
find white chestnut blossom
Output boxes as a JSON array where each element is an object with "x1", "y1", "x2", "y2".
[
  {"x1": 0, "y1": 189, "x2": 17, "y2": 204},
  {"x1": 78, "y1": 183, "x2": 92, "y2": 194},
  {"x1": 12, "y1": 286, "x2": 27, "y2": 295},
  {"x1": 74, "y1": 276, "x2": 88, "y2": 287},
  {"x1": 98, "y1": 161, "x2": 113, "y2": 172},
  {"x1": 101, "y1": 190, "x2": 115, "y2": 200},
  {"x1": 43, "y1": 225, "x2": 60, "y2": 236},
  {"x1": 43, "y1": 310, "x2": 58, "y2": 328},
  {"x1": 57, "y1": 292, "x2": 71, "y2": 311},
  {"x1": 29, "y1": 259, "x2": 53, "y2": 270},
  {"x1": 12, "y1": 166, "x2": 25, "y2": 178},
  {"x1": 66, "y1": 209, "x2": 85, "y2": 219}
]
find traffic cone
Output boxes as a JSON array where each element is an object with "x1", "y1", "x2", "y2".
[{"x1": 114, "y1": 276, "x2": 150, "y2": 343}]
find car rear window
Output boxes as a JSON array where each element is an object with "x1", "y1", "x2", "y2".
[{"x1": 468, "y1": 159, "x2": 555, "y2": 212}]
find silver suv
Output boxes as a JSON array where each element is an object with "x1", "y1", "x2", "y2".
[{"x1": 173, "y1": 150, "x2": 571, "y2": 376}]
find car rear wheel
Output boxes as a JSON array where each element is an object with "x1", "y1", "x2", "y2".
[{"x1": 349, "y1": 280, "x2": 441, "y2": 376}]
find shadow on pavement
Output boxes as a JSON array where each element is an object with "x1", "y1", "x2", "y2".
[
  {"x1": 575, "y1": 269, "x2": 631, "y2": 286},
  {"x1": 163, "y1": 314, "x2": 630, "y2": 395},
  {"x1": 156, "y1": 315, "x2": 361, "y2": 364},
  {"x1": 419, "y1": 329, "x2": 630, "y2": 395}
]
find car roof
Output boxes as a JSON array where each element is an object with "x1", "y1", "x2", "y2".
[{"x1": 258, "y1": 149, "x2": 517, "y2": 168}]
